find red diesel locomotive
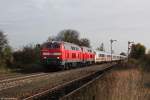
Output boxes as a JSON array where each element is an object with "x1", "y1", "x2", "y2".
[
  {"x1": 81, "y1": 46, "x2": 95, "y2": 65},
  {"x1": 41, "y1": 41, "x2": 95, "y2": 69}
]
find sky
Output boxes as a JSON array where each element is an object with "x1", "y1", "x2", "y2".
[{"x1": 0, "y1": 0, "x2": 150, "y2": 54}]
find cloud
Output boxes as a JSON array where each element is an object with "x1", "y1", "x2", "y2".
[{"x1": 0, "y1": 0, "x2": 150, "y2": 53}]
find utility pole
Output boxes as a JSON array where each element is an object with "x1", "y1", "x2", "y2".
[
  {"x1": 128, "y1": 41, "x2": 134, "y2": 61},
  {"x1": 110, "y1": 39, "x2": 117, "y2": 62}
]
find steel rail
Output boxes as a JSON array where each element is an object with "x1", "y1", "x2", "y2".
[
  {"x1": 0, "y1": 73, "x2": 47, "y2": 83},
  {"x1": 0, "y1": 73, "x2": 50, "y2": 92},
  {"x1": 61, "y1": 67, "x2": 111, "y2": 99}
]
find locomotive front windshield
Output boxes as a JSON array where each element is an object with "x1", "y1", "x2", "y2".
[{"x1": 43, "y1": 42, "x2": 60, "y2": 49}]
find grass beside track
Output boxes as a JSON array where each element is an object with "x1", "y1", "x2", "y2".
[
  {"x1": 62, "y1": 65, "x2": 150, "y2": 100},
  {"x1": 97, "y1": 67, "x2": 150, "y2": 100}
]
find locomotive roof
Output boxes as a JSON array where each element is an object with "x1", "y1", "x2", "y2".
[
  {"x1": 47, "y1": 41, "x2": 79, "y2": 46},
  {"x1": 63, "y1": 42, "x2": 80, "y2": 47},
  {"x1": 49, "y1": 41, "x2": 92, "y2": 49}
]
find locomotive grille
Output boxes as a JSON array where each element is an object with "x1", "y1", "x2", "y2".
[{"x1": 43, "y1": 58, "x2": 61, "y2": 65}]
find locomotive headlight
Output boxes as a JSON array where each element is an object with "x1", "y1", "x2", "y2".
[
  {"x1": 53, "y1": 53, "x2": 61, "y2": 56},
  {"x1": 44, "y1": 57, "x2": 47, "y2": 59},
  {"x1": 57, "y1": 57, "x2": 60, "y2": 59},
  {"x1": 43, "y1": 52, "x2": 50, "y2": 56}
]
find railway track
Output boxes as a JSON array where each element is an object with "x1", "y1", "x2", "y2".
[
  {"x1": 0, "y1": 72, "x2": 50, "y2": 91},
  {"x1": 0, "y1": 63, "x2": 115, "y2": 100},
  {"x1": 0, "y1": 73, "x2": 46, "y2": 82},
  {"x1": 23, "y1": 64, "x2": 114, "y2": 100},
  {"x1": 0, "y1": 73, "x2": 20, "y2": 80}
]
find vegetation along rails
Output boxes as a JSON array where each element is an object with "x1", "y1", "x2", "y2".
[
  {"x1": 23, "y1": 64, "x2": 114, "y2": 100},
  {"x1": 0, "y1": 72, "x2": 50, "y2": 91}
]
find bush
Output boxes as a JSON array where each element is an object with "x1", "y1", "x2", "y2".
[
  {"x1": 140, "y1": 54, "x2": 150, "y2": 72},
  {"x1": 130, "y1": 43, "x2": 146, "y2": 59},
  {"x1": 13, "y1": 45, "x2": 41, "y2": 69},
  {"x1": 0, "y1": 31, "x2": 14, "y2": 72}
]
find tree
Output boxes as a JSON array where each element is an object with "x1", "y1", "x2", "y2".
[
  {"x1": 0, "y1": 31, "x2": 13, "y2": 67},
  {"x1": 34, "y1": 44, "x2": 41, "y2": 63},
  {"x1": 0, "y1": 31, "x2": 8, "y2": 56},
  {"x1": 47, "y1": 29, "x2": 91, "y2": 47},
  {"x1": 96, "y1": 43, "x2": 105, "y2": 51},
  {"x1": 120, "y1": 52, "x2": 127, "y2": 56},
  {"x1": 3, "y1": 46, "x2": 13, "y2": 66},
  {"x1": 47, "y1": 36, "x2": 55, "y2": 42},
  {"x1": 130, "y1": 43, "x2": 146, "y2": 59},
  {"x1": 56, "y1": 29, "x2": 80, "y2": 44},
  {"x1": 79, "y1": 38, "x2": 90, "y2": 47},
  {"x1": 13, "y1": 45, "x2": 40, "y2": 66}
]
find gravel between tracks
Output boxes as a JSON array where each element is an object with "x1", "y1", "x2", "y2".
[
  {"x1": 0, "y1": 73, "x2": 45, "y2": 81},
  {"x1": 0, "y1": 73, "x2": 23, "y2": 80},
  {"x1": 0, "y1": 73, "x2": 50, "y2": 92},
  {"x1": 0, "y1": 63, "x2": 113, "y2": 99}
]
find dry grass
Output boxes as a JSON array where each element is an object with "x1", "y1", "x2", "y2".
[
  {"x1": 97, "y1": 68, "x2": 150, "y2": 100},
  {"x1": 62, "y1": 66, "x2": 150, "y2": 100}
]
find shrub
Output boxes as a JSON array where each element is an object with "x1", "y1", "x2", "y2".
[
  {"x1": 140, "y1": 54, "x2": 150, "y2": 72},
  {"x1": 130, "y1": 43, "x2": 146, "y2": 59},
  {"x1": 13, "y1": 45, "x2": 40, "y2": 69}
]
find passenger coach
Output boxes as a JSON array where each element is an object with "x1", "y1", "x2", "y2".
[{"x1": 94, "y1": 50, "x2": 111, "y2": 63}]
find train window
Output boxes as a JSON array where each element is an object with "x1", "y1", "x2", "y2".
[
  {"x1": 71, "y1": 47, "x2": 73, "y2": 50},
  {"x1": 75, "y1": 47, "x2": 77, "y2": 50},
  {"x1": 99, "y1": 54, "x2": 104, "y2": 57},
  {"x1": 88, "y1": 50, "x2": 92, "y2": 52},
  {"x1": 71, "y1": 46, "x2": 76, "y2": 50},
  {"x1": 71, "y1": 46, "x2": 80, "y2": 51},
  {"x1": 98, "y1": 54, "x2": 101, "y2": 57}
]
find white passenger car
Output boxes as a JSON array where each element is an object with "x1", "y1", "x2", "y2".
[
  {"x1": 94, "y1": 50, "x2": 126, "y2": 63},
  {"x1": 94, "y1": 50, "x2": 111, "y2": 63}
]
